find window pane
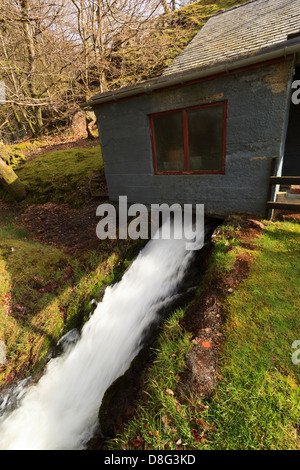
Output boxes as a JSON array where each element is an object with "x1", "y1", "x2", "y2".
[
  {"x1": 187, "y1": 105, "x2": 224, "y2": 171},
  {"x1": 153, "y1": 112, "x2": 185, "y2": 172}
]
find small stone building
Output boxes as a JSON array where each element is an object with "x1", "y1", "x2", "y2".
[{"x1": 84, "y1": 0, "x2": 300, "y2": 218}]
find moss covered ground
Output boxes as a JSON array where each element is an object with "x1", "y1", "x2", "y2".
[{"x1": 0, "y1": 144, "x2": 105, "y2": 208}]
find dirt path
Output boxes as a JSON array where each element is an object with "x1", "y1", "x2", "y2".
[
  {"x1": 0, "y1": 199, "x2": 106, "y2": 253},
  {"x1": 23, "y1": 136, "x2": 99, "y2": 163},
  {"x1": 20, "y1": 201, "x2": 106, "y2": 252}
]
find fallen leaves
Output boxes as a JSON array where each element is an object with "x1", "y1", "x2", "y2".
[
  {"x1": 190, "y1": 416, "x2": 217, "y2": 444},
  {"x1": 191, "y1": 427, "x2": 206, "y2": 443},
  {"x1": 130, "y1": 437, "x2": 143, "y2": 449},
  {"x1": 41, "y1": 280, "x2": 59, "y2": 294},
  {"x1": 3, "y1": 292, "x2": 12, "y2": 316},
  {"x1": 13, "y1": 303, "x2": 27, "y2": 318},
  {"x1": 121, "y1": 407, "x2": 217, "y2": 451}
]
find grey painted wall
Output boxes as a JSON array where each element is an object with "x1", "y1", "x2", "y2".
[{"x1": 94, "y1": 58, "x2": 294, "y2": 217}]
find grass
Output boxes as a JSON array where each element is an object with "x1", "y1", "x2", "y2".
[
  {"x1": 207, "y1": 221, "x2": 300, "y2": 450},
  {"x1": 205, "y1": 224, "x2": 242, "y2": 275},
  {"x1": 106, "y1": 307, "x2": 198, "y2": 450},
  {"x1": 0, "y1": 145, "x2": 104, "y2": 208},
  {"x1": 105, "y1": 219, "x2": 300, "y2": 451}
]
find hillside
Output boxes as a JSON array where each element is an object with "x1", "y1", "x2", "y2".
[
  {"x1": 0, "y1": 0, "x2": 249, "y2": 141},
  {"x1": 105, "y1": 0, "x2": 250, "y2": 89}
]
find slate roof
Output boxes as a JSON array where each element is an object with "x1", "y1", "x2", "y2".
[{"x1": 164, "y1": 0, "x2": 300, "y2": 76}]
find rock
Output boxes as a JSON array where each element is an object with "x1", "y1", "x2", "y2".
[
  {"x1": 69, "y1": 110, "x2": 96, "y2": 138},
  {"x1": 178, "y1": 343, "x2": 218, "y2": 398},
  {"x1": 0, "y1": 377, "x2": 32, "y2": 417},
  {"x1": 56, "y1": 328, "x2": 80, "y2": 354},
  {"x1": 98, "y1": 347, "x2": 149, "y2": 438}
]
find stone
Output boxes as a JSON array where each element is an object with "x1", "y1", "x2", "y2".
[{"x1": 56, "y1": 328, "x2": 80, "y2": 354}]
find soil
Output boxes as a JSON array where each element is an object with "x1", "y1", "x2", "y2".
[
  {"x1": 178, "y1": 217, "x2": 263, "y2": 399},
  {"x1": 20, "y1": 201, "x2": 107, "y2": 253},
  {"x1": 274, "y1": 210, "x2": 300, "y2": 223},
  {"x1": 0, "y1": 198, "x2": 107, "y2": 253},
  {"x1": 23, "y1": 135, "x2": 99, "y2": 164}
]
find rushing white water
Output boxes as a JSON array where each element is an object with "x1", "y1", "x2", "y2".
[{"x1": 0, "y1": 222, "x2": 201, "y2": 450}]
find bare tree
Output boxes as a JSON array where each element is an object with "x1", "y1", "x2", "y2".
[
  {"x1": 0, "y1": 0, "x2": 77, "y2": 137},
  {"x1": 0, "y1": 0, "x2": 201, "y2": 141},
  {"x1": 0, "y1": 0, "x2": 167, "y2": 138},
  {"x1": 160, "y1": 0, "x2": 170, "y2": 13},
  {"x1": 160, "y1": 0, "x2": 196, "y2": 12},
  {"x1": 67, "y1": 0, "x2": 164, "y2": 94}
]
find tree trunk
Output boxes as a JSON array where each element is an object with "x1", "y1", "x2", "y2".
[
  {"x1": 161, "y1": 0, "x2": 170, "y2": 14},
  {"x1": 20, "y1": 0, "x2": 44, "y2": 136},
  {"x1": 0, "y1": 157, "x2": 27, "y2": 201},
  {"x1": 86, "y1": 116, "x2": 96, "y2": 140}
]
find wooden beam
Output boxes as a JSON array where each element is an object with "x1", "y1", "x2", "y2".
[
  {"x1": 266, "y1": 201, "x2": 300, "y2": 211},
  {"x1": 269, "y1": 176, "x2": 300, "y2": 185}
]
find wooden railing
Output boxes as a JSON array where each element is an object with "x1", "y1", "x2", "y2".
[{"x1": 267, "y1": 176, "x2": 300, "y2": 211}]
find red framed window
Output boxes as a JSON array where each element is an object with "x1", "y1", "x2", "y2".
[{"x1": 149, "y1": 101, "x2": 227, "y2": 175}]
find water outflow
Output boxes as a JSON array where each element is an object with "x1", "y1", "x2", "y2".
[{"x1": 0, "y1": 222, "x2": 202, "y2": 450}]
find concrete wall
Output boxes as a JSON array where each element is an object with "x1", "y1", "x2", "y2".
[{"x1": 94, "y1": 58, "x2": 294, "y2": 217}]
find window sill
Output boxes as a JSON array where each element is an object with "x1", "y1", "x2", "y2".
[{"x1": 154, "y1": 170, "x2": 226, "y2": 175}]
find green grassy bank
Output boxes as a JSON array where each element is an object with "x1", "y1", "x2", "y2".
[{"x1": 105, "y1": 219, "x2": 300, "y2": 451}]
